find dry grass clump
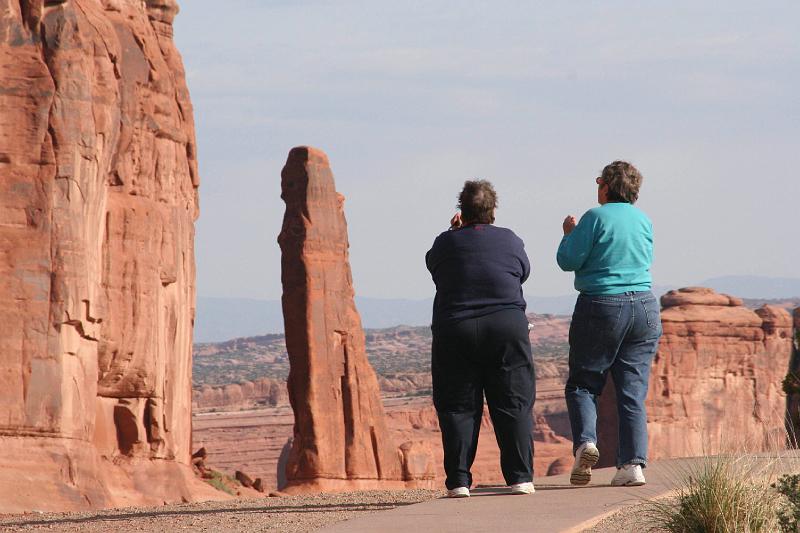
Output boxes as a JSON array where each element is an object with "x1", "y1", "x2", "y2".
[{"x1": 644, "y1": 454, "x2": 782, "y2": 533}]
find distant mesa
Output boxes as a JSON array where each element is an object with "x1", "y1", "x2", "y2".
[
  {"x1": 277, "y1": 146, "x2": 435, "y2": 492},
  {"x1": 660, "y1": 286, "x2": 744, "y2": 307},
  {"x1": 0, "y1": 1, "x2": 220, "y2": 512}
]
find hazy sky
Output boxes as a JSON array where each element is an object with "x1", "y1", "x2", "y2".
[{"x1": 174, "y1": 1, "x2": 799, "y2": 300}]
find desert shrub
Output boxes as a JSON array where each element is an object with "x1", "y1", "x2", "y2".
[
  {"x1": 645, "y1": 455, "x2": 780, "y2": 533},
  {"x1": 203, "y1": 470, "x2": 237, "y2": 495},
  {"x1": 774, "y1": 473, "x2": 800, "y2": 533},
  {"x1": 783, "y1": 372, "x2": 800, "y2": 396}
]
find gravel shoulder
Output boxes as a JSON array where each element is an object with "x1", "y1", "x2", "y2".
[{"x1": 0, "y1": 490, "x2": 443, "y2": 532}]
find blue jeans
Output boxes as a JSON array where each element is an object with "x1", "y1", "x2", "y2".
[{"x1": 565, "y1": 291, "x2": 662, "y2": 468}]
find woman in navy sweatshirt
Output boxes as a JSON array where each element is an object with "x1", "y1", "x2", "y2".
[{"x1": 425, "y1": 180, "x2": 535, "y2": 498}]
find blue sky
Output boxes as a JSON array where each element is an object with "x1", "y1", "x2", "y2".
[{"x1": 174, "y1": 1, "x2": 799, "y2": 300}]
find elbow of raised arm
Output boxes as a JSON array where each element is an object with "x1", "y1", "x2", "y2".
[{"x1": 556, "y1": 253, "x2": 574, "y2": 272}]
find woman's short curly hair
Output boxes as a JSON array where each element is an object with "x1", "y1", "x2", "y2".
[
  {"x1": 601, "y1": 161, "x2": 643, "y2": 204},
  {"x1": 458, "y1": 180, "x2": 497, "y2": 224}
]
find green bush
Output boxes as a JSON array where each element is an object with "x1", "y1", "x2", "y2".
[
  {"x1": 774, "y1": 474, "x2": 800, "y2": 533},
  {"x1": 203, "y1": 470, "x2": 237, "y2": 495}
]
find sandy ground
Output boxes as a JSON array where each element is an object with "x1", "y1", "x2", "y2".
[{"x1": 0, "y1": 490, "x2": 443, "y2": 532}]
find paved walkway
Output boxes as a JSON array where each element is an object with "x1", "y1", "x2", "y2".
[{"x1": 320, "y1": 460, "x2": 689, "y2": 533}]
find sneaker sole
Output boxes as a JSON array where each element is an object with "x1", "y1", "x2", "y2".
[
  {"x1": 447, "y1": 493, "x2": 470, "y2": 498},
  {"x1": 610, "y1": 479, "x2": 646, "y2": 487},
  {"x1": 570, "y1": 447, "x2": 600, "y2": 486},
  {"x1": 510, "y1": 488, "x2": 535, "y2": 495}
]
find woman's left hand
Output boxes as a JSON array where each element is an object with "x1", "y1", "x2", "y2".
[{"x1": 563, "y1": 215, "x2": 577, "y2": 235}]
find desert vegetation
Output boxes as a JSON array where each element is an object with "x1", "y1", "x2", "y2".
[
  {"x1": 644, "y1": 455, "x2": 782, "y2": 532},
  {"x1": 639, "y1": 433, "x2": 800, "y2": 533}
]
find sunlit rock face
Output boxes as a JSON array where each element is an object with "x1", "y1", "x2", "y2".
[
  {"x1": 596, "y1": 287, "x2": 793, "y2": 466},
  {"x1": 278, "y1": 146, "x2": 435, "y2": 492},
  {"x1": 0, "y1": 0, "x2": 221, "y2": 512}
]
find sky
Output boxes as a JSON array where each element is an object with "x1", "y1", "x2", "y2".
[{"x1": 174, "y1": 1, "x2": 799, "y2": 300}]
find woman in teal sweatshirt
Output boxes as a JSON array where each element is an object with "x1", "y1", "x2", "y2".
[{"x1": 556, "y1": 161, "x2": 662, "y2": 488}]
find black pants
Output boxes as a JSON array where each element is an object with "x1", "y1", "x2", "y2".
[{"x1": 432, "y1": 309, "x2": 535, "y2": 489}]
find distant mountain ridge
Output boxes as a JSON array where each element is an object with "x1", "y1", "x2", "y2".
[
  {"x1": 195, "y1": 275, "x2": 800, "y2": 342},
  {"x1": 698, "y1": 276, "x2": 800, "y2": 299},
  {"x1": 194, "y1": 296, "x2": 434, "y2": 343}
]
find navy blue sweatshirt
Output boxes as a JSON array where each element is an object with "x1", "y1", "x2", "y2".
[{"x1": 425, "y1": 224, "x2": 530, "y2": 327}]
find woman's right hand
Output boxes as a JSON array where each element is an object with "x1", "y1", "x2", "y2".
[{"x1": 450, "y1": 212, "x2": 463, "y2": 230}]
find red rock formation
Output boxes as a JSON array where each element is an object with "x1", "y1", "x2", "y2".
[
  {"x1": 533, "y1": 414, "x2": 563, "y2": 444},
  {"x1": 786, "y1": 308, "x2": 800, "y2": 445},
  {"x1": 378, "y1": 373, "x2": 432, "y2": 395},
  {"x1": 546, "y1": 457, "x2": 571, "y2": 476},
  {"x1": 597, "y1": 288, "x2": 793, "y2": 467},
  {"x1": 277, "y1": 146, "x2": 433, "y2": 492},
  {"x1": 0, "y1": 0, "x2": 221, "y2": 512},
  {"x1": 193, "y1": 378, "x2": 289, "y2": 411}
]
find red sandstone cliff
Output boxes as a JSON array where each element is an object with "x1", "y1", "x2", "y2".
[
  {"x1": 277, "y1": 146, "x2": 434, "y2": 492},
  {"x1": 0, "y1": 0, "x2": 220, "y2": 512},
  {"x1": 597, "y1": 288, "x2": 794, "y2": 466},
  {"x1": 784, "y1": 308, "x2": 800, "y2": 444}
]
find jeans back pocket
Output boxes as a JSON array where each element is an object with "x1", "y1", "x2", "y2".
[{"x1": 641, "y1": 298, "x2": 663, "y2": 336}]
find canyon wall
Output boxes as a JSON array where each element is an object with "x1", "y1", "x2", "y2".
[
  {"x1": 192, "y1": 374, "x2": 427, "y2": 411},
  {"x1": 786, "y1": 308, "x2": 800, "y2": 444},
  {"x1": 277, "y1": 146, "x2": 434, "y2": 492},
  {"x1": 193, "y1": 378, "x2": 289, "y2": 411},
  {"x1": 597, "y1": 288, "x2": 794, "y2": 466},
  {"x1": 0, "y1": 0, "x2": 221, "y2": 512}
]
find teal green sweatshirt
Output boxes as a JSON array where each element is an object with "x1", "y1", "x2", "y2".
[{"x1": 557, "y1": 202, "x2": 653, "y2": 295}]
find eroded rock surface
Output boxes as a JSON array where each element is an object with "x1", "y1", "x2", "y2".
[
  {"x1": 597, "y1": 288, "x2": 793, "y2": 466},
  {"x1": 277, "y1": 146, "x2": 434, "y2": 492},
  {"x1": 0, "y1": 0, "x2": 219, "y2": 512},
  {"x1": 193, "y1": 378, "x2": 289, "y2": 411}
]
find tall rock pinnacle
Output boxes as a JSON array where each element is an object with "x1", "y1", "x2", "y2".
[{"x1": 278, "y1": 146, "x2": 434, "y2": 492}]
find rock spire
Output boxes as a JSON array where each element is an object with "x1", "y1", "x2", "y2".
[{"x1": 278, "y1": 146, "x2": 433, "y2": 492}]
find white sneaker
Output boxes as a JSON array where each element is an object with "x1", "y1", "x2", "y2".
[
  {"x1": 509, "y1": 481, "x2": 535, "y2": 495},
  {"x1": 447, "y1": 486, "x2": 470, "y2": 498},
  {"x1": 570, "y1": 442, "x2": 600, "y2": 486},
  {"x1": 611, "y1": 463, "x2": 646, "y2": 486}
]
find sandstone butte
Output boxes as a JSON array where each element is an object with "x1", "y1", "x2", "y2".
[
  {"x1": 277, "y1": 146, "x2": 436, "y2": 493},
  {"x1": 597, "y1": 287, "x2": 795, "y2": 466},
  {"x1": 0, "y1": 0, "x2": 224, "y2": 512}
]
